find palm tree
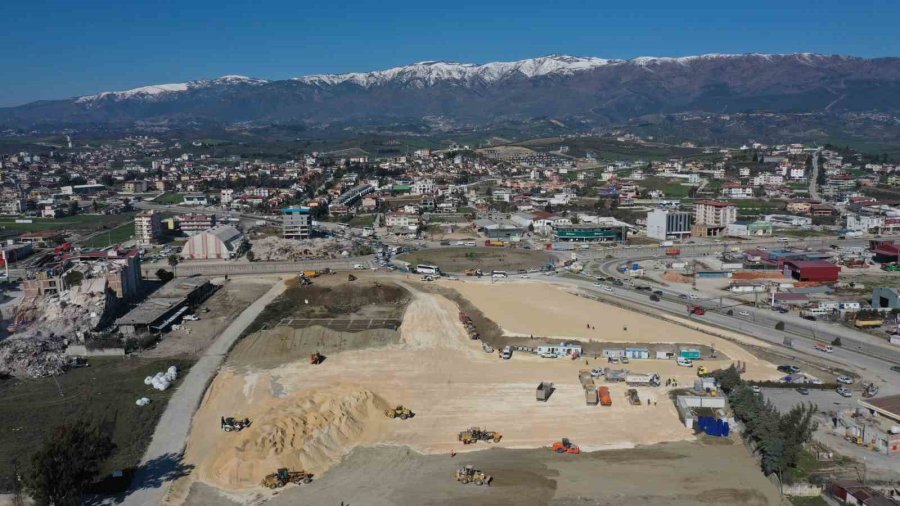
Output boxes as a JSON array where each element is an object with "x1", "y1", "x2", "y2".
[{"x1": 167, "y1": 254, "x2": 179, "y2": 277}]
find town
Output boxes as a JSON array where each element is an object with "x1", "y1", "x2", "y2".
[{"x1": 1, "y1": 132, "x2": 900, "y2": 506}]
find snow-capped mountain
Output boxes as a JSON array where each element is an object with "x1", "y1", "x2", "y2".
[
  {"x1": 2, "y1": 53, "x2": 898, "y2": 130},
  {"x1": 76, "y1": 75, "x2": 269, "y2": 103}
]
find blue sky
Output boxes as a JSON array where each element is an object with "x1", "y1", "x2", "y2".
[{"x1": 2, "y1": 0, "x2": 898, "y2": 107}]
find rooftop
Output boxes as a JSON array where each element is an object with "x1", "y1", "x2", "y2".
[{"x1": 859, "y1": 393, "x2": 900, "y2": 420}]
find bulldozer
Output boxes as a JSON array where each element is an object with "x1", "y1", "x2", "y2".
[
  {"x1": 220, "y1": 416, "x2": 251, "y2": 432},
  {"x1": 458, "y1": 427, "x2": 502, "y2": 445},
  {"x1": 455, "y1": 465, "x2": 492, "y2": 486},
  {"x1": 551, "y1": 438, "x2": 581, "y2": 454},
  {"x1": 348, "y1": 273, "x2": 358, "y2": 282},
  {"x1": 384, "y1": 406, "x2": 415, "y2": 420},
  {"x1": 261, "y1": 468, "x2": 313, "y2": 489},
  {"x1": 309, "y1": 352, "x2": 325, "y2": 365}
]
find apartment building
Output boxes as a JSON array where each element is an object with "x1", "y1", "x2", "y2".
[
  {"x1": 692, "y1": 201, "x2": 736, "y2": 237},
  {"x1": 134, "y1": 210, "x2": 163, "y2": 245}
]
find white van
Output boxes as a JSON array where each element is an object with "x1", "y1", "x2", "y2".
[
  {"x1": 676, "y1": 357, "x2": 693, "y2": 367},
  {"x1": 501, "y1": 346, "x2": 512, "y2": 360}
]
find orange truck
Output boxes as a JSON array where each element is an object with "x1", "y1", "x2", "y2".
[
  {"x1": 598, "y1": 387, "x2": 612, "y2": 406},
  {"x1": 484, "y1": 240, "x2": 507, "y2": 247},
  {"x1": 665, "y1": 248, "x2": 680, "y2": 256}
]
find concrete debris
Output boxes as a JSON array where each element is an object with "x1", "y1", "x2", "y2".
[
  {"x1": 250, "y1": 236, "x2": 355, "y2": 262},
  {"x1": 136, "y1": 397, "x2": 152, "y2": 407},
  {"x1": 0, "y1": 278, "x2": 111, "y2": 378}
]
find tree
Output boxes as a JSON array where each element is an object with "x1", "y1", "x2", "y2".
[
  {"x1": 831, "y1": 337, "x2": 842, "y2": 347},
  {"x1": 246, "y1": 250, "x2": 255, "y2": 262},
  {"x1": 24, "y1": 423, "x2": 115, "y2": 506},
  {"x1": 167, "y1": 254, "x2": 179, "y2": 276},
  {"x1": 156, "y1": 269, "x2": 174, "y2": 282},
  {"x1": 717, "y1": 365, "x2": 742, "y2": 394},
  {"x1": 775, "y1": 321, "x2": 785, "y2": 331}
]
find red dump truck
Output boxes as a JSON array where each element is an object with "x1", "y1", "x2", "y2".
[
  {"x1": 598, "y1": 386, "x2": 612, "y2": 406},
  {"x1": 688, "y1": 305, "x2": 706, "y2": 316},
  {"x1": 665, "y1": 248, "x2": 681, "y2": 256}
]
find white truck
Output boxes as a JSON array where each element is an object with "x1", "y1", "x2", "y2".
[
  {"x1": 661, "y1": 240, "x2": 674, "y2": 247},
  {"x1": 625, "y1": 373, "x2": 661, "y2": 387}
]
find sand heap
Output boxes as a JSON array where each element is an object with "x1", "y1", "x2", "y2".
[{"x1": 199, "y1": 385, "x2": 389, "y2": 490}]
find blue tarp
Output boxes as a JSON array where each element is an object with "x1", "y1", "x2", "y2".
[{"x1": 697, "y1": 416, "x2": 731, "y2": 437}]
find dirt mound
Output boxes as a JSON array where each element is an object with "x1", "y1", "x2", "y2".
[
  {"x1": 228, "y1": 325, "x2": 399, "y2": 369},
  {"x1": 199, "y1": 385, "x2": 389, "y2": 490},
  {"x1": 663, "y1": 271, "x2": 693, "y2": 283}
]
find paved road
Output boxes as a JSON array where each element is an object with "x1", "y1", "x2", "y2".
[
  {"x1": 810, "y1": 149, "x2": 823, "y2": 202},
  {"x1": 120, "y1": 278, "x2": 287, "y2": 506}
]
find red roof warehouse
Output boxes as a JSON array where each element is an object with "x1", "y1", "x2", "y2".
[{"x1": 783, "y1": 260, "x2": 841, "y2": 282}]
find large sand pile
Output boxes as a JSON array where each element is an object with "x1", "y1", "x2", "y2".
[{"x1": 195, "y1": 384, "x2": 389, "y2": 490}]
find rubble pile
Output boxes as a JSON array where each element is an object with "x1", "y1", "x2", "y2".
[
  {"x1": 0, "y1": 278, "x2": 110, "y2": 378},
  {"x1": 251, "y1": 236, "x2": 353, "y2": 262}
]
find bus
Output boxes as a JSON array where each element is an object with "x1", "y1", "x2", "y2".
[{"x1": 415, "y1": 264, "x2": 440, "y2": 275}]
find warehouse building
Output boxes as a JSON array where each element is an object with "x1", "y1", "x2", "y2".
[
  {"x1": 872, "y1": 287, "x2": 900, "y2": 310},
  {"x1": 782, "y1": 260, "x2": 841, "y2": 282},
  {"x1": 115, "y1": 277, "x2": 215, "y2": 336},
  {"x1": 180, "y1": 225, "x2": 246, "y2": 260}
]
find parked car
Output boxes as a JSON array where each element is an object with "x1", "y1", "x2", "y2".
[
  {"x1": 676, "y1": 357, "x2": 693, "y2": 367},
  {"x1": 602, "y1": 286, "x2": 614, "y2": 293},
  {"x1": 836, "y1": 386, "x2": 852, "y2": 397},
  {"x1": 750, "y1": 385, "x2": 762, "y2": 394},
  {"x1": 590, "y1": 368, "x2": 605, "y2": 378},
  {"x1": 652, "y1": 290, "x2": 664, "y2": 296},
  {"x1": 836, "y1": 376, "x2": 854, "y2": 385},
  {"x1": 738, "y1": 311, "x2": 750, "y2": 317},
  {"x1": 796, "y1": 387, "x2": 810, "y2": 395}
]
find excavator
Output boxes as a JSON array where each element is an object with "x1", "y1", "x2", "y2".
[
  {"x1": 261, "y1": 468, "x2": 313, "y2": 488},
  {"x1": 551, "y1": 438, "x2": 581, "y2": 454},
  {"x1": 220, "y1": 416, "x2": 251, "y2": 432},
  {"x1": 458, "y1": 427, "x2": 502, "y2": 445},
  {"x1": 455, "y1": 465, "x2": 492, "y2": 486},
  {"x1": 309, "y1": 352, "x2": 325, "y2": 365}
]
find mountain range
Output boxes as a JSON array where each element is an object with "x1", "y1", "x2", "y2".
[{"x1": 3, "y1": 53, "x2": 900, "y2": 135}]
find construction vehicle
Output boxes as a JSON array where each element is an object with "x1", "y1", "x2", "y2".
[
  {"x1": 626, "y1": 373, "x2": 661, "y2": 387},
  {"x1": 384, "y1": 406, "x2": 415, "y2": 420},
  {"x1": 626, "y1": 388, "x2": 641, "y2": 406},
  {"x1": 220, "y1": 416, "x2": 251, "y2": 432},
  {"x1": 688, "y1": 305, "x2": 706, "y2": 316},
  {"x1": 484, "y1": 240, "x2": 507, "y2": 247},
  {"x1": 302, "y1": 270, "x2": 319, "y2": 278},
  {"x1": 863, "y1": 383, "x2": 880, "y2": 398},
  {"x1": 464, "y1": 268, "x2": 484, "y2": 277},
  {"x1": 697, "y1": 366, "x2": 710, "y2": 377},
  {"x1": 261, "y1": 468, "x2": 313, "y2": 488},
  {"x1": 552, "y1": 438, "x2": 581, "y2": 454},
  {"x1": 665, "y1": 248, "x2": 681, "y2": 256},
  {"x1": 54, "y1": 242, "x2": 72, "y2": 254},
  {"x1": 309, "y1": 352, "x2": 325, "y2": 365},
  {"x1": 536, "y1": 382, "x2": 554, "y2": 402},
  {"x1": 455, "y1": 465, "x2": 492, "y2": 486},
  {"x1": 882, "y1": 263, "x2": 900, "y2": 272},
  {"x1": 598, "y1": 386, "x2": 612, "y2": 406},
  {"x1": 458, "y1": 427, "x2": 503, "y2": 445},
  {"x1": 347, "y1": 273, "x2": 358, "y2": 282},
  {"x1": 298, "y1": 274, "x2": 313, "y2": 286}
]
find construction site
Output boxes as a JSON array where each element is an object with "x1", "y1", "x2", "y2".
[{"x1": 165, "y1": 272, "x2": 785, "y2": 506}]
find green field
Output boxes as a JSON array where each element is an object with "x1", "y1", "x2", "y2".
[
  {"x1": 79, "y1": 223, "x2": 135, "y2": 248},
  {"x1": 640, "y1": 176, "x2": 694, "y2": 198},
  {"x1": 348, "y1": 214, "x2": 376, "y2": 227},
  {"x1": 0, "y1": 213, "x2": 135, "y2": 233},
  {"x1": 0, "y1": 357, "x2": 194, "y2": 492},
  {"x1": 152, "y1": 193, "x2": 186, "y2": 205}
]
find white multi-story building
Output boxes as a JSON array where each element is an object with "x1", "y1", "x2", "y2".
[
  {"x1": 135, "y1": 210, "x2": 163, "y2": 245},
  {"x1": 646, "y1": 209, "x2": 692, "y2": 240},
  {"x1": 694, "y1": 201, "x2": 737, "y2": 230},
  {"x1": 412, "y1": 179, "x2": 435, "y2": 195}
]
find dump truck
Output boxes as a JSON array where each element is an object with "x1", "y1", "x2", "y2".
[
  {"x1": 625, "y1": 373, "x2": 661, "y2": 387},
  {"x1": 605, "y1": 369, "x2": 627, "y2": 382},
  {"x1": 384, "y1": 406, "x2": 414, "y2": 420},
  {"x1": 626, "y1": 388, "x2": 641, "y2": 406},
  {"x1": 455, "y1": 465, "x2": 492, "y2": 486},
  {"x1": 688, "y1": 305, "x2": 706, "y2": 316},
  {"x1": 458, "y1": 427, "x2": 502, "y2": 445},
  {"x1": 552, "y1": 438, "x2": 581, "y2": 454},
  {"x1": 484, "y1": 240, "x2": 507, "y2": 247},
  {"x1": 261, "y1": 468, "x2": 313, "y2": 488},
  {"x1": 598, "y1": 386, "x2": 612, "y2": 406},
  {"x1": 220, "y1": 416, "x2": 251, "y2": 432},
  {"x1": 585, "y1": 388, "x2": 599, "y2": 405},
  {"x1": 578, "y1": 369, "x2": 596, "y2": 389},
  {"x1": 302, "y1": 270, "x2": 319, "y2": 278},
  {"x1": 309, "y1": 352, "x2": 325, "y2": 365},
  {"x1": 464, "y1": 268, "x2": 483, "y2": 277},
  {"x1": 536, "y1": 382, "x2": 554, "y2": 402},
  {"x1": 665, "y1": 248, "x2": 681, "y2": 256}
]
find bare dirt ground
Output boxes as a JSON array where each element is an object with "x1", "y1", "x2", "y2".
[
  {"x1": 172, "y1": 275, "x2": 782, "y2": 505},
  {"x1": 447, "y1": 279, "x2": 780, "y2": 382},
  {"x1": 142, "y1": 277, "x2": 274, "y2": 358},
  {"x1": 183, "y1": 440, "x2": 781, "y2": 506},
  {"x1": 398, "y1": 247, "x2": 553, "y2": 273}
]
